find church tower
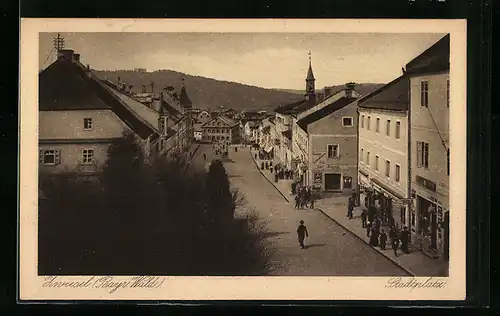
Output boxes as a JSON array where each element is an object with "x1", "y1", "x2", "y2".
[{"x1": 305, "y1": 51, "x2": 316, "y2": 104}]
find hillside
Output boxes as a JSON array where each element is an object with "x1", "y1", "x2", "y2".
[{"x1": 93, "y1": 69, "x2": 384, "y2": 111}]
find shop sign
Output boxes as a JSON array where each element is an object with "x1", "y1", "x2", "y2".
[
  {"x1": 313, "y1": 172, "x2": 322, "y2": 189},
  {"x1": 416, "y1": 175, "x2": 437, "y2": 192}
]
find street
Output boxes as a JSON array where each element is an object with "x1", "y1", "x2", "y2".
[{"x1": 220, "y1": 146, "x2": 410, "y2": 276}]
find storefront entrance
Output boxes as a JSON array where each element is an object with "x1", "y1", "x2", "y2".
[
  {"x1": 324, "y1": 173, "x2": 341, "y2": 191},
  {"x1": 417, "y1": 195, "x2": 438, "y2": 252}
]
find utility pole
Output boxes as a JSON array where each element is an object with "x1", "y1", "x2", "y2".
[{"x1": 53, "y1": 33, "x2": 65, "y2": 51}]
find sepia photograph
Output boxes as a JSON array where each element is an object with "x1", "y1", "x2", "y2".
[{"x1": 19, "y1": 19, "x2": 467, "y2": 300}]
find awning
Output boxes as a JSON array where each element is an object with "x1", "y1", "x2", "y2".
[{"x1": 264, "y1": 146, "x2": 274, "y2": 153}]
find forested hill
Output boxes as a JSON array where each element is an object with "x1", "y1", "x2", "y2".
[{"x1": 94, "y1": 69, "x2": 383, "y2": 111}]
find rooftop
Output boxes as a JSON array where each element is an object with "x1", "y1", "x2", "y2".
[{"x1": 357, "y1": 75, "x2": 409, "y2": 111}]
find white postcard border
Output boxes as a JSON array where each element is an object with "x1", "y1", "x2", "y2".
[{"x1": 19, "y1": 18, "x2": 467, "y2": 301}]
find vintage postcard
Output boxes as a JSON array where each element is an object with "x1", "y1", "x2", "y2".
[{"x1": 19, "y1": 19, "x2": 467, "y2": 301}]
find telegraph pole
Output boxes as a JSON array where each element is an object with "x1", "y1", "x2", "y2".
[{"x1": 53, "y1": 33, "x2": 65, "y2": 51}]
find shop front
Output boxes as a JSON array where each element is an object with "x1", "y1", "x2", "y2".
[
  {"x1": 412, "y1": 175, "x2": 449, "y2": 260},
  {"x1": 370, "y1": 178, "x2": 408, "y2": 230}
]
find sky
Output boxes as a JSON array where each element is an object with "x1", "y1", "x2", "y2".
[{"x1": 39, "y1": 32, "x2": 446, "y2": 90}]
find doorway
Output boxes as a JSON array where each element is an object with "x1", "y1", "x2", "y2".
[{"x1": 324, "y1": 173, "x2": 341, "y2": 191}]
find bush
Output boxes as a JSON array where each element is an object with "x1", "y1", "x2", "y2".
[{"x1": 38, "y1": 132, "x2": 272, "y2": 275}]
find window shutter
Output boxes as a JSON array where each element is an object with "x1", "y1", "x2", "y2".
[
  {"x1": 417, "y1": 142, "x2": 422, "y2": 167},
  {"x1": 424, "y1": 143, "x2": 429, "y2": 168},
  {"x1": 54, "y1": 150, "x2": 61, "y2": 165}
]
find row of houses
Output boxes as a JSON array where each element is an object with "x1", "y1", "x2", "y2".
[
  {"x1": 39, "y1": 49, "x2": 195, "y2": 176},
  {"x1": 250, "y1": 34, "x2": 450, "y2": 259}
]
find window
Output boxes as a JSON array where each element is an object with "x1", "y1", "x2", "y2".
[
  {"x1": 375, "y1": 155, "x2": 379, "y2": 171},
  {"x1": 226, "y1": 136, "x2": 230, "y2": 141},
  {"x1": 367, "y1": 116, "x2": 371, "y2": 130},
  {"x1": 327, "y1": 145, "x2": 339, "y2": 158},
  {"x1": 396, "y1": 121, "x2": 401, "y2": 139},
  {"x1": 395, "y1": 164, "x2": 401, "y2": 182},
  {"x1": 385, "y1": 160, "x2": 391, "y2": 177},
  {"x1": 416, "y1": 141, "x2": 429, "y2": 168},
  {"x1": 447, "y1": 148, "x2": 450, "y2": 175},
  {"x1": 446, "y1": 79, "x2": 450, "y2": 107},
  {"x1": 366, "y1": 152, "x2": 370, "y2": 166},
  {"x1": 361, "y1": 115, "x2": 364, "y2": 128},
  {"x1": 39, "y1": 149, "x2": 61, "y2": 165},
  {"x1": 84, "y1": 118, "x2": 92, "y2": 130},
  {"x1": 360, "y1": 148, "x2": 364, "y2": 163},
  {"x1": 342, "y1": 117, "x2": 353, "y2": 127},
  {"x1": 376, "y1": 118, "x2": 380, "y2": 133},
  {"x1": 386, "y1": 119, "x2": 391, "y2": 136},
  {"x1": 420, "y1": 81, "x2": 429, "y2": 107},
  {"x1": 82, "y1": 149, "x2": 94, "y2": 164}
]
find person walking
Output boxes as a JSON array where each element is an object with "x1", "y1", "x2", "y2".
[
  {"x1": 361, "y1": 209, "x2": 367, "y2": 228},
  {"x1": 347, "y1": 198, "x2": 354, "y2": 220},
  {"x1": 309, "y1": 192, "x2": 315, "y2": 209},
  {"x1": 297, "y1": 220, "x2": 309, "y2": 249},
  {"x1": 389, "y1": 225, "x2": 397, "y2": 241},
  {"x1": 369, "y1": 226, "x2": 379, "y2": 247},
  {"x1": 203, "y1": 153, "x2": 207, "y2": 161},
  {"x1": 294, "y1": 194, "x2": 300, "y2": 209},
  {"x1": 379, "y1": 229, "x2": 387, "y2": 250},
  {"x1": 400, "y1": 226, "x2": 410, "y2": 254},
  {"x1": 366, "y1": 221, "x2": 372, "y2": 237},
  {"x1": 392, "y1": 234, "x2": 400, "y2": 257}
]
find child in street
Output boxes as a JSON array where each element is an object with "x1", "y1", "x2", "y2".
[{"x1": 392, "y1": 235, "x2": 400, "y2": 257}]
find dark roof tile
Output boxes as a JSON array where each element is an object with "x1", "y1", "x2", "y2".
[{"x1": 358, "y1": 75, "x2": 409, "y2": 111}]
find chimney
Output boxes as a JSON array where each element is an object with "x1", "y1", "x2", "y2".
[
  {"x1": 345, "y1": 82, "x2": 356, "y2": 98},
  {"x1": 73, "y1": 53, "x2": 80, "y2": 63},
  {"x1": 57, "y1": 49, "x2": 74, "y2": 61}
]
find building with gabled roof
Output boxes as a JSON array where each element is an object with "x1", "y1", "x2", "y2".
[
  {"x1": 200, "y1": 114, "x2": 241, "y2": 144},
  {"x1": 291, "y1": 84, "x2": 361, "y2": 192},
  {"x1": 406, "y1": 34, "x2": 450, "y2": 260},
  {"x1": 38, "y1": 48, "x2": 193, "y2": 175},
  {"x1": 357, "y1": 74, "x2": 410, "y2": 231}
]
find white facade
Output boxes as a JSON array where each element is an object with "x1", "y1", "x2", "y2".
[
  {"x1": 410, "y1": 71, "x2": 450, "y2": 256},
  {"x1": 358, "y1": 108, "x2": 410, "y2": 228}
]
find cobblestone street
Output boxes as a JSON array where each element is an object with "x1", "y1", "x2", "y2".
[{"x1": 223, "y1": 147, "x2": 409, "y2": 276}]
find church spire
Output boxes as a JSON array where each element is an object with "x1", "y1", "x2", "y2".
[
  {"x1": 306, "y1": 51, "x2": 315, "y2": 81},
  {"x1": 305, "y1": 51, "x2": 316, "y2": 103}
]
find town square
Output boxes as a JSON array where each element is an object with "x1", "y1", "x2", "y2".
[{"x1": 36, "y1": 32, "x2": 450, "y2": 277}]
